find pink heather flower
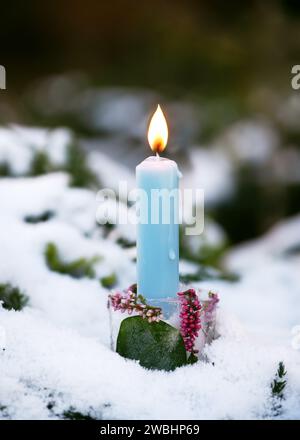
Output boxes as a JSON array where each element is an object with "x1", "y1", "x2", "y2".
[
  {"x1": 140, "y1": 307, "x2": 163, "y2": 323},
  {"x1": 178, "y1": 289, "x2": 201, "y2": 353},
  {"x1": 109, "y1": 287, "x2": 163, "y2": 323},
  {"x1": 109, "y1": 289, "x2": 136, "y2": 314}
]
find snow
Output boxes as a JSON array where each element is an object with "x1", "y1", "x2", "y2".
[
  {"x1": 0, "y1": 125, "x2": 71, "y2": 174},
  {"x1": 1, "y1": 304, "x2": 299, "y2": 420},
  {"x1": 0, "y1": 127, "x2": 33, "y2": 175},
  {"x1": 291, "y1": 326, "x2": 300, "y2": 350},
  {"x1": 182, "y1": 218, "x2": 227, "y2": 258},
  {"x1": 183, "y1": 147, "x2": 234, "y2": 205},
  {"x1": 228, "y1": 213, "x2": 300, "y2": 259},
  {"x1": 89, "y1": 150, "x2": 136, "y2": 199},
  {"x1": 80, "y1": 88, "x2": 154, "y2": 137},
  {"x1": 219, "y1": 120, "x2": 279, "y2": 164},
  {"x1": 0, "y1": 125, "x2": 300, "y2": 420}
]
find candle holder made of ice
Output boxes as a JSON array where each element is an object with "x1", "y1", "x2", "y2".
[{"x1": 107, "y1": 287, "x2": 218, "y2": 354}]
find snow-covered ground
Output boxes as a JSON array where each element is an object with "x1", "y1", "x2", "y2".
[{"x1": 0, "y1": 125, "x2": 300, "y2": 420}]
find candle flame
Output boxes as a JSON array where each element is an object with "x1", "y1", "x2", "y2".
[{"x1": 147, "y1": 105, "x2": 168, "y2": 154}]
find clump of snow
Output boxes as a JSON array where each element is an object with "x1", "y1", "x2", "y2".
[
  {"x1": 225, "y1": 214, "x2": 300, "y2": 269},
  {"x1": 0, "y1": 325, "x2": 6, "y2": 351},
  {"x1": 219, "y1": 120, "x2": 279, "y2": 165},
  {"x1": 0, "y1": 128, "x2": 32, "y2": 175},
  {"x1": 89, "y1": 150, "x2": 136, "y2": 199},
  {"x1": 0, "y1": 173, "x2": 69, "y2": 221},
  {"x1": 80, "y1": 88, "x2": 155, "y2": 137},
  {"x1": 183, "y1": 147, "x2": 234, "y2": 206},
  {"x1": 0, "y1": 125, "x2": 72, "y2": 175}
]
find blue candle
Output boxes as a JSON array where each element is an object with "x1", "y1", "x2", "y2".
[{"x1": 136, "y1": 106, "x2": 180, "y2": 299}]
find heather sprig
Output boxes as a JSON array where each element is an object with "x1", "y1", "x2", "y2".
[
  {"x1": 109, "y1": 285, "x2": 163, "y2": 323},
  {"x1": 177, "y1": 289, "x2": 201, "y2": 354}
]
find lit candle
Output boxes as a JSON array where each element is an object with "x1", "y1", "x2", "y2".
[{"x1": 136, "y1": 105, "x2": 180, "y2": 299}]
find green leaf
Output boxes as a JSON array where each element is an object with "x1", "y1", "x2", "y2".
[
  {"x1": 65, "y1": 143, "x2": 99, "y2": 188},
  {"x1": 0, "y1": 162, "x2": 12, "y2": 177},
  {"x1": 100, "y1": 273, "x2": 117, "y2": 288},
  {"x1": 278, "y1": 361, "x2": 287, "y2": 379},
  {"x1": 45, "y1": 242, "x2": 101, "y2": 279},
  {"x1": 116, "y1": 316, "x2": 187, "y2": 371},
  {"x1": 0, "y1": 283, "x2": 29, "y2": 311},
  {"x1": 116, "y1": 237, "x2": 136, "y2": 248},
  {"x1": 29, "y1": 151, "x2": 53, "y2": 176},
  {"x1": 180, "y1": 266, "x2": 239, "y2": 284},
  {"x1": 187, "y1": 352, "x2": 198, "y2": 365},
  {"x1": 62, "y1": 409, "x2": 98, "y2": 420},
  {"x1": 25, "y1": 210, "x2": 55, "y2": 224},
  {"x1": 271, "y1": 361, "x2": 287, "y2": 400}
]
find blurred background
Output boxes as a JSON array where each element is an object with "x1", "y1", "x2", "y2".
[
  {"x1": 1, "y1": 0, "x2": 300, "y2": 260},
  {"x1": 1, "y1": 1, "x2": 300, "y2": 420}
]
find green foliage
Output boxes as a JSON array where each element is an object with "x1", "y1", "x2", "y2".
[
  {"x1": 46, "y1": 397, "x2": 99, "y2": 419},
  {"x1": 62, "y1": 408, "x2": 98, "y2": 420},
  {"x1": 100, "y1": 272, "x2": 117, "y2": 288},
  {"x1": 29, "y1": 151, "x2": 53, "y2": 176},
  {"x1": 116, "y1": 237, "x2": 136, "y2": 248},
  {"x1": 45, "y1": 242, "x2": 100, "y2": 279},
  {"x1": 180, "y1": 266, "x2": 238, "y2": 284},
  {"x1": 198, "y1": 98, "x2": 244, "y2": 143},
  {"x1": 24, "y1": 210, "x2": 55, "y2": 224},
  {"x1": 179, "y1": 227, "x2": 228, "y2": 268},
  {"x1": 212, "y1": 164, "x2": 286, "y2": 244},
  {"x1": 270, "y1": 361, "x2": 287, "y2": 417},
  {"x1": 102, "y1": 222, "x2": 115, "y2": 237},
  {"x1": 271, "y1": 362, "x2": 287, "y2": 399},
  {"x1": 0, "y1": 283, "x2": 29, "y2": 311},
  {"x1": 0, "y1": 135, "x2": 99, "y2": 199},
  {"x1": 65, "y1": 143, "x2": 98, "y2": 188},
  {"x1": 0, "y1": 162, "x2": 11, "y2": 177},
  {"x1": 116, "y1": 316, "x2": 187, "y2": 371},
  {"x1": 187, "y1": 352, "x2": 198, "y2": 365},
  {"x1": 196, "y1": 244, "x2": 227, "y2": 267}
]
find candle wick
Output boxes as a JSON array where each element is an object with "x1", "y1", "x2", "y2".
[{"x1": 156, "y1": 152, "x2": 160, "y2": 160}]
